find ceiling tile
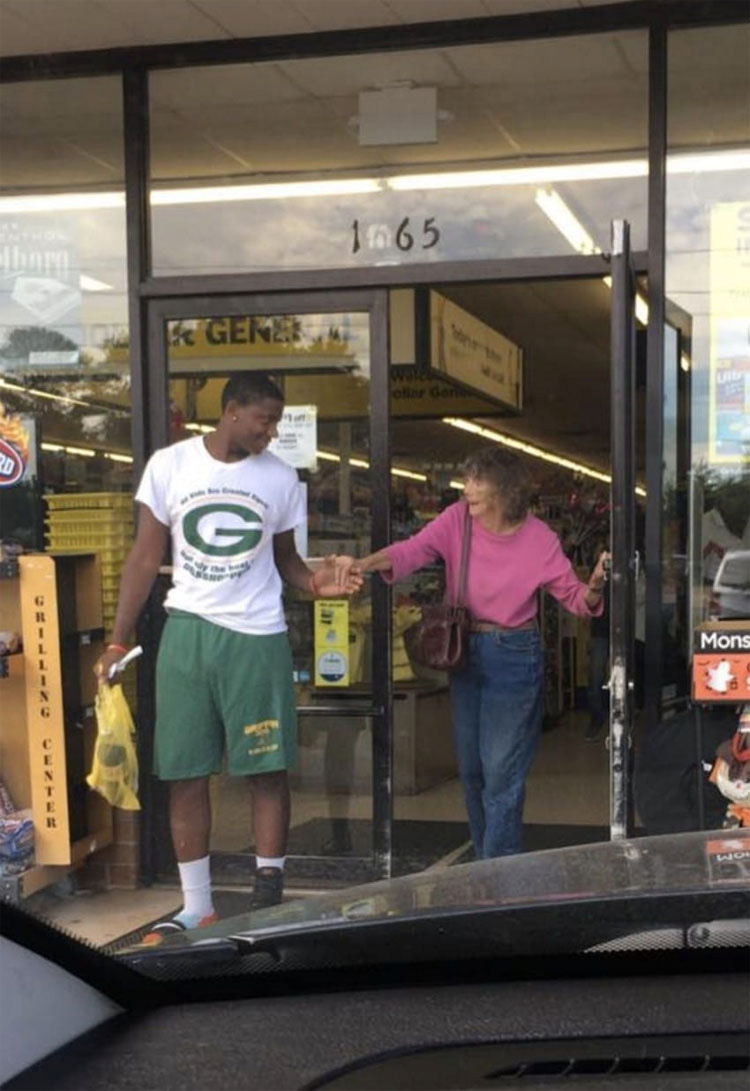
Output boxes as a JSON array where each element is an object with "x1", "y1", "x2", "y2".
[
  {"x1": 290, "y1": 0, "x2": 400, "y2": 32},
  {"x1": 445, "y1": 33, "x2": 642, "y2": 86},
  {"x1": 192, "y1": 0, "x2": 311, "y2": 37},
  {"x1": 0, "y1": 0, "x2": 142, "y2": 52},
  {"x1": 150, "y1": 61, "x2": 306, "y2": 113},
  {"x1": 0, "y1": 4, "x2": 43, "y2": 55},
  {"x1": 103, "y1": 1, "x2": 231, "y2": 45},
  {"x1": 277, "y1": 50, "x2": 463, "y2": 98},
  {"x1": 386, "y1": 0, "x2": 487, "y2": 21},
  {"x1": 0, "y1": 75, "x2": 123, "y2": 130}
]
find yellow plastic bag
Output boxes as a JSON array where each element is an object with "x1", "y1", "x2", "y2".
[{"x1": 87, "y1": 683, "x2": 140, "y2": 810}]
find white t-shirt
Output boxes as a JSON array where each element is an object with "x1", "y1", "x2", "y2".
[{"x1": 135, "y1": 436, "x2": 306, "y2": 635}]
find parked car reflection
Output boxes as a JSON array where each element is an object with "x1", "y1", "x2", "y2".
[{"x1": 713, "y1": 550, "x2": 750, "y2": 620}]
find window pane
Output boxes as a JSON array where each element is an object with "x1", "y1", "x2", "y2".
[
  {"x1": 642, "y1": 23, "x2": 750, "y2": 839},
  {"x1": 666, "y1": 24, "x2": 750, "y2": 636},
  {"x1": 149, "y1": 31, "x2": 648, "y2": 275},
  {"x1": 0, "y1": 77, "x2": 132, "y2": 528},
  {"x1": 0, "y1": 78, "x2": 136, "y2": 926}
]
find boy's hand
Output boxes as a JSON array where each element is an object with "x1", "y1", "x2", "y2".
[
  {"x1": 312, "y1": 555, "x2": 363, "y2": 597},
  {"x1": 93, "y1": 647, "x2": 124, "y2": 686}
]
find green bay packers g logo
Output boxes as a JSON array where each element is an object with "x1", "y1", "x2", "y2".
[{"x1": 183, "y1": 502, "x2": 263, "y2": 557}]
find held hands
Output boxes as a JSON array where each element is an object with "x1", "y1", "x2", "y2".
[
  {"x1": 333, "y1": 555, "x2": 364, "y2": 593},
  {"x1": 310, "y1": 555, "x2": 364, "y2": 598}
]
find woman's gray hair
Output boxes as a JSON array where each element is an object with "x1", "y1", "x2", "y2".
[{"x1": 461, "y1": 446, "x2": 531, "y2": 523}]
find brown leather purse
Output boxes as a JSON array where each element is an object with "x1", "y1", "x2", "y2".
[{"x1": 403, "y1": 505, "x2": 472, "y2": 673}]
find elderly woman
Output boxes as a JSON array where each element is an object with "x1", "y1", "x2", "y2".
[{"x1": 339, "y1": 447, "x2": 609, "y2": 860}]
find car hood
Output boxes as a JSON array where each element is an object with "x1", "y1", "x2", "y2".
[{"x1": 121, "y1": 829, "x2": 750, "y2": 960}]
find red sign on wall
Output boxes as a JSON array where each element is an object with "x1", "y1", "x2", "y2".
[{"x1": 693, "y1": 626, "x2": 750, "y2": 703}]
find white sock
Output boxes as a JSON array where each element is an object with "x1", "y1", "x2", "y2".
[
  {"x1": 255, "y1": 855, "x2": 285, "y2": 871},
  {"x1": 177, "y1": 855, "x2": 214, "y2": 921}
]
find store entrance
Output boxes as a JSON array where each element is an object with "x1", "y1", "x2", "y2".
[{"x1": 141, "y1": 241, "x2": 650, "y2": 887}]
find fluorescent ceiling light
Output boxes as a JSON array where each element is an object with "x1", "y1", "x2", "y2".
[
  {"x1": 667, "y1": 150, "x2": 750, "y2": 174},
  {"x1": 41, "y1": 440, "x2": 132, "y2": 462},
  {"x1": 391, "y1": 467, "x2": 428, "y2": 482},
  {"x1": 443, "y1": 416, "x2": 611, "y2": 482},
  {"x1": 390, "y1": 159, "x2": 648, "y2": 191},
  {"x1": 64, "y1": 445, "x2": 96, "y2": 457},
  {"x1": 392, "y1": 149, "x2": 750, "y2": 192},
  {"x1": 634, "y1": 293, "x2": 649, "y2": 325},
  {"x1": 534, "y1": 192, "x2": 651, "y2": 322},
  {"x1": 603, "y1": 276, "x2": 649, "y2": 324},
  {"x1": 0, "y1": 192, "x2": 125, "y2": 213},
  {"x1": 1, "y1": 149, "x2": 746, "y2": 214},
  {"x1": 534, "y1": 188, "x2": 599, "y2": 255},
  {"x1": 316, "y1": 448, "x2": 426, "y2": 480},
  {"x1": 0, "y1": 377, "x2": 93, "y2": 409},
  {"x1": 443, "y1": 416, "x2": 647, "y2": 498},
  {"x1": 152, "y1": 178, "x2": 383, "y2": 205}
]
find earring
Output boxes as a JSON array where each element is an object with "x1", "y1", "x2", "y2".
[{"x1": 232, "y1": 415, "x2": 238, "y2": 422}]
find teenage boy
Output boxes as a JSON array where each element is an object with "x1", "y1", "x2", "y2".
[{"x1": 96, "y1": 371, "x2": 361, "y2": 939}]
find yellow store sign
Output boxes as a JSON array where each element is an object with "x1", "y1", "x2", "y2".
[{"x1": 430, "y1": 291, "x2": 522, "y2": 411}]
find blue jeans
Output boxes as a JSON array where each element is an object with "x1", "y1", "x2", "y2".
[{"x1": 450, "y1": 629, "x2": 544, "y2": 859}]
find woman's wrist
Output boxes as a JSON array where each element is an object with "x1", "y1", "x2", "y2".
[
  {"x1": 308, "y1": 569, "x2": 320, "y2": 596},
  {"x1": 106, "y1": 642, "x2": 129, "y2": 655},
  {"x1": 586, "y1": 582, "x2": 604, "y2": 596}
]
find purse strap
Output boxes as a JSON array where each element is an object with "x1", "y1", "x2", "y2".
[{"x1": 454, "y1": 503, "x2": 472, "y2": 607}]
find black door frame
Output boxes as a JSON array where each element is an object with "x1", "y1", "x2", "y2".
[
  {"x1": 141, "y1": 288, "x2": 392, "y2": 885},
  {"x1": 609, "y1": 221, "x2": 638, "y2": 840}
]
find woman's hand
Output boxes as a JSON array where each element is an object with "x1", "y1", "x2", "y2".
[{"x1": 589, "y1": 550, "x2": 610, "y2": 592}]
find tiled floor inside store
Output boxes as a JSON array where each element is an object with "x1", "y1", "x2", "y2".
[{"x1": 28, "y1": 710, "x2": 609, "y2": 947}]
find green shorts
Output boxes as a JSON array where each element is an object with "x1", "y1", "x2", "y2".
[{"x1": 154, "y1": 610, "x2": 297, "y2": 780}]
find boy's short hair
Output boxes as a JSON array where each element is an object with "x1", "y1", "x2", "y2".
[{"x1": 221, "y1": 371, "x2": 284, "y2": 411}]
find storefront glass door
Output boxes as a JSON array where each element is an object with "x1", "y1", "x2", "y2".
[{"x1": 142, "y1": 290, "x2": 392, "y2": 885}]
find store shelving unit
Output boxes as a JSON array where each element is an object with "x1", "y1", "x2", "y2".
[
  {"x1": 45, "y1": 493, "x2": 135, "y2": 707},
  {"x1": 0, "y1": 554, "x2": 113, "y2": 901}
]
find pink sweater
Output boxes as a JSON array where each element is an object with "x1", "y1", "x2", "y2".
[{"x1": 385, "y1": 501, "x2": 601, "y2": 627}]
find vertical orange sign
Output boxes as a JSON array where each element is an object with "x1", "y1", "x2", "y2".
[{"x1": 19, "y1": 556, "x2": 71, "y2": 862}]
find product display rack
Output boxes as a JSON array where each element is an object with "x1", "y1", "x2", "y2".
[
  {"x1": 45, "y1": 493, "x2": 136, "y2": 708},
  {"x1": 0, "y1": 554, "x2": 113, "y2": 902}
]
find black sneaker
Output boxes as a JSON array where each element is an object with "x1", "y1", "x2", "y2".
[{"x1": 250, "y1": 866, "x2": 284, "y2": 910}]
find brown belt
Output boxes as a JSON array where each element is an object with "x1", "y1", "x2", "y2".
[{"x1": 468, "y1": 618, "x2": 538, "y2": 633}]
